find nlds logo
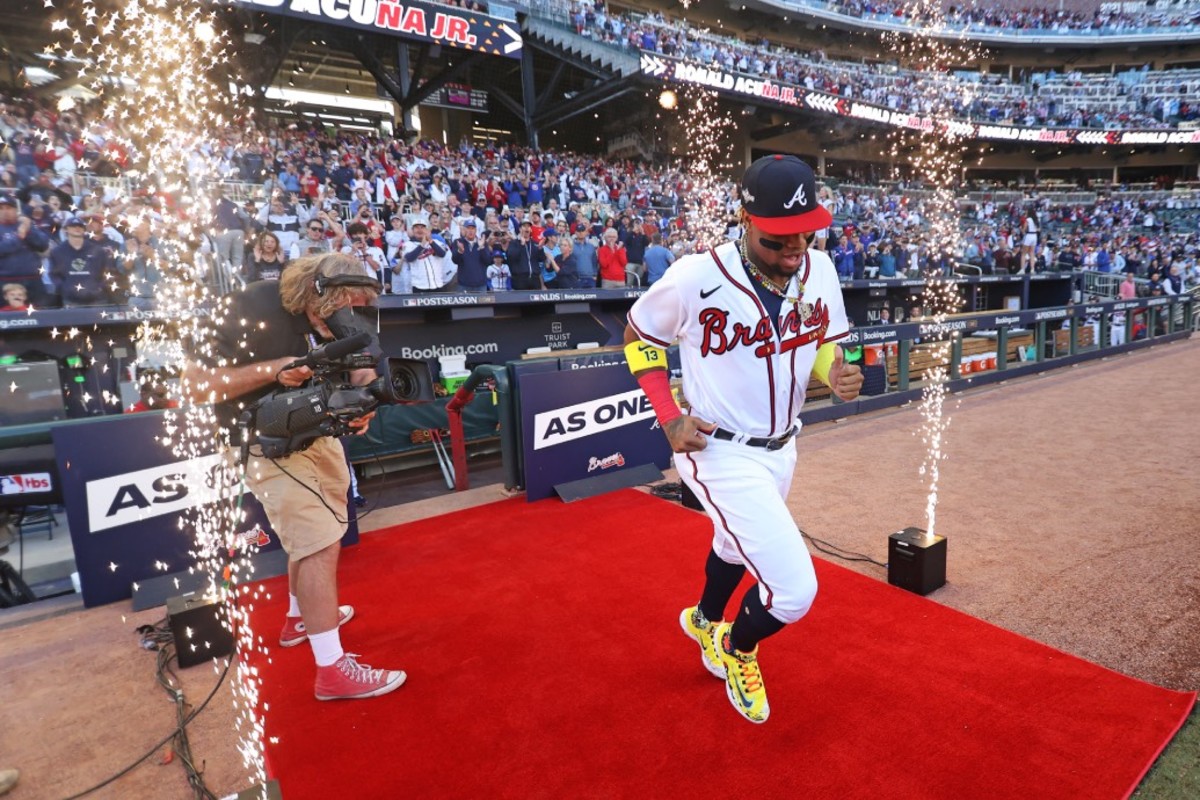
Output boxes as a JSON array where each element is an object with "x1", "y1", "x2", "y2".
[
  {"x1": 0, "y1": 473, "x2": 53, "y2": 494},
  {"x1": 587, "y1": 452, "x2": 626, "y2": 472}
]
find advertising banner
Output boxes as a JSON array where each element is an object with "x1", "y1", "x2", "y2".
[
  {"x1": 517, "y1": 364, "x2": 672, "y2": 502},
  {"x1": 640, "y1": 52, "x2": 1200, "y2": 147},
  {"x1": 53, "y1": 414, "x2": 358, "y2": 608},
  {"x1": 236, "y1": 0, "x2": 523, "y2": 58},
  {"x1": 380, "y1": 313, "x2": 612, "y2": 366}
]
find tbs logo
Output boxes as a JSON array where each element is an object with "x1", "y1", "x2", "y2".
[{"x1": 0, "y1": 473, "x2": 53, "y2": 494}]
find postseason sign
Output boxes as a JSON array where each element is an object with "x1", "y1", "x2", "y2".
[
  {"x1": 640, "y1": 52, "x2": 1200, "y2": 147},
  {"x1": 237, "y1": 0, "x2": 523, "y2": 58}
]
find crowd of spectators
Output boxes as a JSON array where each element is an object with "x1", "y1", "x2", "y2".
[
  {"x1": 824, "y1": 0, "x2": 1200, "y2": 34},
  {"x1": 808, "y1": 180, "x2": 1199, "y2": 289},
  {"x1": 565, "y1": 2, "x2": 1198, "y2": 129},
  {"x1": 0, "y1": 91, "x2": 712, "y2": 301},
  {"x1": 1, "y1": 87, "x2": 1197, "y2": 312}
]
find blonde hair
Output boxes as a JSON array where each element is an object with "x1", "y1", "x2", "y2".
[{"x1": 278, "y1": 252, "x2": 378, "y2": 318}]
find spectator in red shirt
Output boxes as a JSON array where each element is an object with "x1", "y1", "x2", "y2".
[{"x1": 598, "y1": 228, "x2": 628, "y2": 288}]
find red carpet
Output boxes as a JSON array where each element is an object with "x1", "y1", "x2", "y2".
[{"x1": 250, "y1": 490, "x2": 1194, "y2": 799}]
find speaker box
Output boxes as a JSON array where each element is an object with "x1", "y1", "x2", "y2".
[
  {"x1": 167, "y1": 593, "x2": 234, "y2": 668},
  {"x1": 887, "y1": 527, "x2": 946, "y2": 595}
]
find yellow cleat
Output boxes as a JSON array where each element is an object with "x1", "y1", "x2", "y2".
[
  {"x1": 679, "y1": 606, "x2": 725, "y2": 679},
  {"x1": 713, "y1": 622, "x2": 770, "y2": 724}
]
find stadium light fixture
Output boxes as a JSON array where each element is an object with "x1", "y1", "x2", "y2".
[{"x1": 259, "y1": 86, "x2": 395, "y2": 116}]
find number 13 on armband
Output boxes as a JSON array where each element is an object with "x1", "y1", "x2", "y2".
[{"x1": 639, "y1": 345, "x2": 661, "y2": 362}]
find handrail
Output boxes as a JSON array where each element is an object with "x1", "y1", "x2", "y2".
[
  {"x1": 767, "y1": 0, "x2": 1200, "y2": 45},
  {"x1": 0, "y1": 413, "x2": 157, "y2": 451},
  {"x1": 446, "y1": 364, "x2": 519, "y2": 492}
]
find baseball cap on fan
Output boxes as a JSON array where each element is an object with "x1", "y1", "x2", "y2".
[{"x1": 740, "y1": 155, "x2": 832, "y2": 236}]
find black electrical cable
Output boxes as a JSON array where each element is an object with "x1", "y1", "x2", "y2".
[
  {"x1": 800, "y1": 528, "x2": 888, "y2": 569},
  {"x1": 61, "y1": 619, "x2": 232, "y2": 800},
  {"x1": 647, "y1": 482, "x2": 886, "y2": 569},
  {"x1": 647, "y1": 480, "x2": 683, "y2": 501}
]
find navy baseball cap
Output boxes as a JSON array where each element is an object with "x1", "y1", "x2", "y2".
[
  {"x1": 0, "y1": 195, "x2": 16, "y2": 207},
  {"x1": 740, "y1": 155, "x2": 832, "y2": 236},
  {"x1": 64, "y1": 216, "x2": 86, "y2": 227}
]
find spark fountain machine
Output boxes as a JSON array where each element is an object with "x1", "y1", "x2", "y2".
[{"x1": 887, "y1": 527, "x2": 946, "y2": 595}]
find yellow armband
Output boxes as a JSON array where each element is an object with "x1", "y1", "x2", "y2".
[
  {"x1": 812, "y1": 342, "x2": 838, "y2": 387},
  {"x1": 624, "y1": 340, "x2": 667, "y2": 374}
]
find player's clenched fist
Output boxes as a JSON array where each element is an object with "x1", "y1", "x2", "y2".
[
  {"x1": 664, "y1": 415, "x2": 716, "y2": 453},
  {"x1": 829, "y1": 348, "x2": 864, "y2": 401}
]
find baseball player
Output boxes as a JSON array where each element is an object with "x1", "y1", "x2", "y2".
[{"x1": 623, "y1": 155, "x2": 863, "y2": 724}]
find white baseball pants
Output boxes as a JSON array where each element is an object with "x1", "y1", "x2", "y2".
[{"x1": 677, "y1": 437, "x2": 818, "y2": 624}]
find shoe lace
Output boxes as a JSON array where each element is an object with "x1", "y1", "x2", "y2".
[
  {"x1": 737, "y1": 660, "x2": 763, "y2": 693},
  {"x1": 339, "y1": 654, "x2": 385, "y2": 683}
]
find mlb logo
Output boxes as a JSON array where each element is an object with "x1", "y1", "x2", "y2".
[{"x1": 0, "y1": 473, "x2": 53, "y2": 494}]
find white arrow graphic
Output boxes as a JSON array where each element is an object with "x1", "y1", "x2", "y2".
[
  {"x1": 806, "y1": 93, "x2": 838, "y2": 113},
  {"x1": 640, "y1": 53, "x2": 668, "y2": 77},
  {"x1": 1075, "y1": 131, "x2": 1107, "y2": 144},
  {"x1": 500, "y1": 23, "x2": 522, "y2": 54}
]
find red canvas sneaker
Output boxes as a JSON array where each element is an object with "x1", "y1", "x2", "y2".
[
  {"x1": 279, "y1": 605, "x2": 355, "y2": 647},
  {"x1": 315, "y1": 654, "x2": 406, "y2": 701}
]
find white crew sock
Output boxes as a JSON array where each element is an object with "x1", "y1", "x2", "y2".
[
  {"x1": 287, "y1": 593, "x2": 302, "y2": 617},
  {"x1": 309, "y1": 628, "x2": 344, "y2": 667}
]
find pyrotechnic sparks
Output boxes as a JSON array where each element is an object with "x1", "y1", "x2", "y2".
[
  {"x1": 49, "y1": 0, "x2": 270, "y2": 791},
  {"x1": 671, "y1": 85, "x2": 737, "y2": 252},
  {"x1": 881, "y1": 2, "x2": 987, "y2": 536}
]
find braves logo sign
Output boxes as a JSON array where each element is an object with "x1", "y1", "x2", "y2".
[{"x1": 699, "y1": 300, "x2": 830, "y2": 358}]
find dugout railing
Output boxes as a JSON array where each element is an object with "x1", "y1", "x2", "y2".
[{"x1": 457, "y1": 294, "x2": 1192, "y2": 494}]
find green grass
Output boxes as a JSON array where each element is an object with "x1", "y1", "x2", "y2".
[{"x1": 1134, "y1": 705, "x2": 1200, "y2": 799}]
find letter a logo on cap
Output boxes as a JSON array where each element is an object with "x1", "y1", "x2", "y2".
[{"x1": 783, "y1": 184, "x2": 807, "y2": 210}]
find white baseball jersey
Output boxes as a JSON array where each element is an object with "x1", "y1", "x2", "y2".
[{"x1": 627, "y1": 240, "x2": 849, "y2": 439}]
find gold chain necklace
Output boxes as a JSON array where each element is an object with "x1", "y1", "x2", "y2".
[{"x1": 740, "y1": 236, "x2": 804, "y2": 305}]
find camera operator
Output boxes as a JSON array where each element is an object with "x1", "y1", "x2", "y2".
[{"x1": 181, "y1": 252, "x2": 406, "y2": 701}]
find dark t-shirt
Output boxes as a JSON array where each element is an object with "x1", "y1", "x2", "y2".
[
  {"x1": 193, "y1": 280, "x2": 323, "y2": 432},
  {"x1": 246, "y1": 256, "x2": 286, "y2": 283}
]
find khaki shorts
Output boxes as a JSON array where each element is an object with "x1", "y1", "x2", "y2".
[{"x1": 245, "y1": 436, "x2": 350, "y2": 560}]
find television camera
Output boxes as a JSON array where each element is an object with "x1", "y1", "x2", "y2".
[{"x1": 241, "y1": 330, "x2": 436, "y2": 459}]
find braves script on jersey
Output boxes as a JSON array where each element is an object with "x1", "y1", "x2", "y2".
[{"x1": 627, "y1": 240, "x2": 849, "y2": 438}]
